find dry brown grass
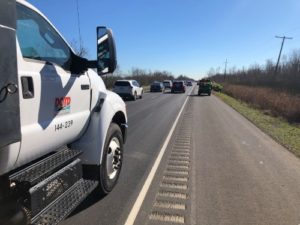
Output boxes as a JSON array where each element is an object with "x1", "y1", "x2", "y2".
[{"x1": 222, "y1": 84, "x2": 300, "y2": 123}]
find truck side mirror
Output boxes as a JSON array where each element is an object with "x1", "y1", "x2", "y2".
[{"x1": 97, "y1": 26, "x2": 117, "y2": 75}]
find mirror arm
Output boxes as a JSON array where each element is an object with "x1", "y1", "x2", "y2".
[
  {"x1": 87, "y1": 60, "x2": 97, "y2": 68},
  {"x1": 70, "y1": 53, "x2": 88, "y2": 75}
]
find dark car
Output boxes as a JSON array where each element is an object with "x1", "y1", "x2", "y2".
[
  {"x1": 150, "y1": 82, "x2": 165, "y2": 92},
  {"x1": 171, "y1": 81, "x2": 186, "y2": 93},
  {"x1": 187, "y1": 81, "x2": 193, "y2": 86},
  {"x1": 198, "y1": 79, "x2": 212, "y2": 96}
]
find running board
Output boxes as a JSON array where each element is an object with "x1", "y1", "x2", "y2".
[
  {"x1": 9, "y1": 146, "x2": 82, "y2": 186},
  {"x1": 31, "y1": 179, "x2": 98, "y2": 225}
]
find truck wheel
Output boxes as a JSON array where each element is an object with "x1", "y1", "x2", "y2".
[{"x1": 99, "y1": 123, "x2": 123, "y2": 195}]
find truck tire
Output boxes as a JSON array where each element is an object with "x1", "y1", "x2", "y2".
[{"x1": 99, "y1": 123, "x2": 123, "y2": 195}]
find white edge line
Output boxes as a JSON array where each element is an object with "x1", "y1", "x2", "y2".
[
  {"x1": 0, "y1": 24, "x2": 15, "y2": 31},
  {"x1": 124, "y1": 88, "x2": 193, "y2": 225}
]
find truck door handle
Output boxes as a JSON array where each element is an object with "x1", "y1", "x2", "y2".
[
  {"x1": 81, "y1": 84, "x2": 90, "y2": 90},
  {"x1": 21, "y1": 76, "x2": 34, "y2": 99}
]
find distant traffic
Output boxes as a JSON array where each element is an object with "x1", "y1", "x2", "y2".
[{"x1": 112, "y1": 79, "x2": 202, "y2": 100}]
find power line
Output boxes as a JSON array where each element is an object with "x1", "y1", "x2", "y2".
[{"x1": 274, "y1": 35, "x2": 293, "y2": 75}]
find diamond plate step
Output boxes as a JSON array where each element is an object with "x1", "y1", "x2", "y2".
[
  {"x1": 31, "y1": 179, "x2": 98, "y2": 225},
  {"x1": 9, "y1": 146, "x2": 82, "y2": 186}
]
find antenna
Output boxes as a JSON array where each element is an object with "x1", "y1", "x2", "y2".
[{"x1": 76, "y1": 0, "x2": 82, "y2": 50}]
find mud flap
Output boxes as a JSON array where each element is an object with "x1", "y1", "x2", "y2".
[{"x1": 0, "y1": 0, "x2": 21, "y2": 148}]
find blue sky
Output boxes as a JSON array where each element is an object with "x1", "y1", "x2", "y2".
[{"x1": 28, "y1": 0, "x2": 300, "y2": 79}]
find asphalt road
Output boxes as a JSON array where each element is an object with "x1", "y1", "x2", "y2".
[
  {"x1": 191, "y1": 94, "x2": 300, "y2": 225},
  {"x1": 63, "y1": 87, "x2": 300, "y2": 225},
  {"x1": 134, "y1": 89, "x2": 300, "y2": 225},
  {"x1": 62, "y1": 88, "x2": 193, "y2": 225}
]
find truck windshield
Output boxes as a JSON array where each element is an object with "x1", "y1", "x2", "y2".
[{"x1": 16, "y1": 3, "x2": 71, "y2": 69}]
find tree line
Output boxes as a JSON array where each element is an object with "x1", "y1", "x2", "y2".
[
  {"x1": 103, "y1": 68, "x2": 194, "y2": 89},
  {"x1": 210, "y1": 49, "x2": 300, "y2": 94}
]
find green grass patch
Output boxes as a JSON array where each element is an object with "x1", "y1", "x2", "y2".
[{"x1": 215, "y1": 92, "x2": 300, "y2": 157}]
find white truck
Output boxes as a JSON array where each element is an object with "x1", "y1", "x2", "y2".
[{"x1": 0, "y1": 1, "x2": 128, "y2": 225}]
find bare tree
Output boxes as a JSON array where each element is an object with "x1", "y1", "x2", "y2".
[
  {"x1": 70, "y1": 39, "x2": 89, "y2": 58},
  {"x1": 207, "y1": 67, "x2": 216, "y2": 77}
]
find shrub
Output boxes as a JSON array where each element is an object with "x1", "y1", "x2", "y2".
[
  {"x1": 212, "y1": 82, "x2": 223, "y2": 92},
  {"x1": 223, "y1": 84, "x2": 300, "y2": 123}
]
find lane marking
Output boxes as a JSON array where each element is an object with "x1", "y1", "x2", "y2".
[
  {"x1": 124, "y1": 88, "x2": 193, "y2": 225},
  {"x1": 0, "y1": 24, "x2": 15, "y2": 31}
]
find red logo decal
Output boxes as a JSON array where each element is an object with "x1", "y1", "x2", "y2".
[{"x1": 55, "y1": 97, "x2": 71, "y2": 112}]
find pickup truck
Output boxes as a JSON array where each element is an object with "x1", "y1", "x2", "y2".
[{"x1": 0, "y1": 1, "x2": 127, "y2": 224}]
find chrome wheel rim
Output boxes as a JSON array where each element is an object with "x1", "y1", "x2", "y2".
[{"x1": 106, "y1": 137, "x2": 121, "y2": 180}]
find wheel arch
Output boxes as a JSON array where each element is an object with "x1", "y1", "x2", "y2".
[
  {"x1": 111, "y1": 111, "x2": 127, "y2": 143},
  {"x1": 72, "y1": 93, "x2": 127, "y2": 167}
]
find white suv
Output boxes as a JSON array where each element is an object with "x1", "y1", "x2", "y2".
[
  {"x1": 163, "y1": 80, "x2": 172, "y2": 89},
  {"x1": 113, "y1": 80, "x2": 143, "y2": 100}
]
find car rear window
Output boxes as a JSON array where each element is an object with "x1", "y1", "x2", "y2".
[
  {"x1": 114, "y1": 81, "x2": 130, "y2": 86},
  {"x1": 173, "y1": 82, "x2": 183, "y2": 87}
]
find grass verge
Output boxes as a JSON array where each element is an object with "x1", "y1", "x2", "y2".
[
  {"x1": 214, "y1": 92, "x2": 300, "y2": 157},
  {"x1": 221, "y1": 84, "x2": 300, "y2": 123}
]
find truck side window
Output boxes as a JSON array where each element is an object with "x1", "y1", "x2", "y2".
[{"x1": 16, "y1": 3, "x2": 71, "y2": 70}]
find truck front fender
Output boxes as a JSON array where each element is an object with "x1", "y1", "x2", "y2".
[{"x1": 71, "y1": 91, "x2": 127, "y2": 166}]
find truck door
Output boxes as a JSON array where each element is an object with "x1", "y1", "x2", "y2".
[
  {"x1": 0, "y1": 0, "x2": 21, "y2": 149},
  {"x1": 15, "y1": 2, "x2": 91, "y2": 165}
]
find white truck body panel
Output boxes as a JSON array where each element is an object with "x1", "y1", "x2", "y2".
[
  {"x1": 72, "y1": 70, "x2": 127, "y2": 165},
  {"x1": 0, "y1": 0, "x2": 127, "y2": 175},
  {"x1": 0, "y1": 143, "x2": 20, "y2": 175},
  {"x1": 16, "y1": 45, "x2": 91, "y2": 168},
  {"x1": 72, "y1": 81, "x2": 127, "y2": 165}
]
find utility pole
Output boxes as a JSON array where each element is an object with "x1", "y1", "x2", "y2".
[
  {"x1": 224, "y1": 59, "x2": 228, "y2": 80},
  {"x1": 274, "y1": 36, "x2": 293, "y2": 75}
]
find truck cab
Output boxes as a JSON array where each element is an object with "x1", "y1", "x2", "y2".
[{"x1": 0, "y1": 1, "x2": 127, "y2": 224}]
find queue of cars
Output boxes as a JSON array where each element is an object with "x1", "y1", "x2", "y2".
[{"x1": 112, "y1": 79, "x2": 197, "y2": 100}]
